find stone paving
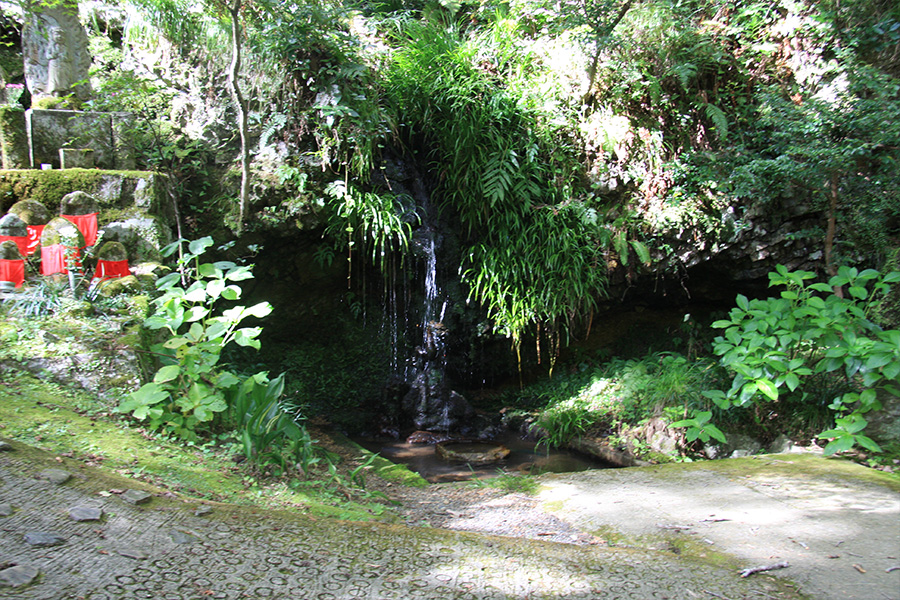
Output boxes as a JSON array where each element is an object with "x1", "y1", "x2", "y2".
[{"x1": 0, "y1": 441, "x2": 803, "y2": 600}]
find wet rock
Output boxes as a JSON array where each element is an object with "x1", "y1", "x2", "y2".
[
  {"x1": 0, "y1": 503, "x2": 12, "y2": 516},
  {"x1": 0, "y1": 564, "x2": 39, "y2": 587},
  {"x1": 68, "y1": 506, "x2": 103, "y2": 522},
  {"x1": 0, "y1": 441, "x2": 13, "y2": 451},
  {"x1": 37, "y1": 469, "x2": 71, "y2": 484},
  {"x1": 406, "y1": 431, "x2": 454, "y2": 445},
  {"x1": 193, "y1": 505, "x2": 213, "y2": 517},
  {"x1": 24, "y1": 531, "x2": 65, "y2": 547},
  {"x1": 436, "y1": 442, "x2": 511, "y2": 465},
  {"x1": 121, "y1": 489, "x2": 152, "y2": 505},
  {"x1": 725, "y1": 434, "x2": 764, "y2": 458}
]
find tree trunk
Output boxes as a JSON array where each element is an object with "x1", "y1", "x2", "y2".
[{"x1": 229, "y1": 0, "x2": 249, "y2": 233}]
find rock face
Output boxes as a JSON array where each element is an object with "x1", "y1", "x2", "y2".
[{"x1": 22, "y1": 0, "x2": 92, "y2": 103}]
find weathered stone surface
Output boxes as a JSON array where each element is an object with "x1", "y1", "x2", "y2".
[
  {"x1": 121, "y1": 489, "x2": 152, "y2": 505},
  {"x1": 0, "y1": 441, "x2": 12, "y2": 451},
  {"x1": 7, "y1": 199, "x2": 51, "y2": 226},
  {"x1": 0, "y1": 563, "x2": 40, "y2": 587},
  {"x1": 0, "y1": 502, "x2": 12, "y2": 516},
  {"x1": 22, "y1": 0, "x2": 93, "y2": 103},
  {"x1": 94, "y1": 240, "x2": 127, "y2": 262},
  {"x1": 0, "y1": 240, "x2": 21, "y2": 260},
  {"x1": 24, "y1": 531, "x2": 65, "y2": 547},
  {"x1": 193, "y1": 505, "x2": 213, "y2": 517},
  {"x1": 98, "y1": 215, "x2": 169, "y2": 263},
  {"x1": 40, "y1": 216, "x2": 84, "y2": 248},
  {"x1": 116, "y1": 547, "x2": 147, "y2": 560},
  {"x1": 0, "y1": 213, "x2": 27, "y2": 237},
  {"x1": 0, "y1": 106, "x2": 29, "y2": 169},
  {"x1": 68, "y1": 506, "x2": 103, "y2": 521},
  {"x1": 37, "y1": 468, "x2": 71, "y2": 484},
  {"x1": 59, "y1": 147, "x2": 94, "y2": 169},
  {"x1": 60, "y1": 190, "x2": 98, "y2": 216},
  {"x1": 169, "y1": 529, "x2": 198, "y2": 544},
  {"x1": 26, "y1": 110, "x2": 115, "y2": 169}
]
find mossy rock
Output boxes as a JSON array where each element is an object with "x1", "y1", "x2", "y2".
[
  {"x1": 60, "y1": 191, "x2": 99, "y2": 216},
  {"x1": 95, "y1": 240, "x2": 127, "y2": 262},
  {"x1": 41, "y1": 216, "x2": 85, "y2": 247},
  {"x1": 0, "y1": 170, "x2": 105, "y2": 214},
  {"x1": 8, "y1": 199, "x2": 52, "y2": 225},
  {"x1": 0, "y1": 239, "x2": 22, "y2": 259},
  {"x1": 0, "y1": 212, "x2": 26, "y2": 237},
  {"x1": 96, "y1": 275, "x2": 142, "y2": 297}
]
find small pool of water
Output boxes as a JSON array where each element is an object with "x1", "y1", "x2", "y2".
[{"x1": 358, "y1": 432, "x2": 613, "y2": 483}]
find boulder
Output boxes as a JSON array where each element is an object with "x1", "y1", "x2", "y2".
[
  {"x1": 60, "y1": 191, "x2": 99, "y2": 216},
  {"x1": 95, "y1": 240, "x2": 127, "y2": 262},
  {"x1": 8, "y1": 199, "x2": 51, "y2": 225},
  {"x1": 41, "y1": 216, "x2": 85, "y2": 248},
  {"x1": 0, "y1": 213, "x2": 26, "y2": 237},
  {"x1": 0, "y1": 239, "x2": 21, "y2": 260}
]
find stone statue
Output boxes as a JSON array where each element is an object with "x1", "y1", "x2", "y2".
[{"x1": 22, "y1": 0, "x2": 92, "y2": 104}]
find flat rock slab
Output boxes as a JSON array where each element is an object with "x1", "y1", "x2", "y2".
[
  {"x1": 36, "y1": 469, "x2": 70, "y2": 485},
  {"x1": 0, "y1": 448, "x2": 805, "y2": 600},
  {"x1": 23, "y1": 532, "x2": 65, "y2": 547},
  {"x1": 68, "y1": 506, "x2": 103, "y2": 522},
  {"x1": 0, "y1": 564, "x2": 39, "y2": 587},
  {"x1": 121, "y1": 489, "x2": 152, "y2": 505},
  {"x1": 0, "y1": 503, "x2": 12, "y2": 516},
  {"x1": 538, "y1": 453, "x2": 900, "y2": 600}
]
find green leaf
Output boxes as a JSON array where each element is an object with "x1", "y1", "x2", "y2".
[
  {"x1": 756, "y1": 378, "x2": 779, "y2": 401},
  {"x1": 153, "y1": 365, "x2": 181, "y2": 384},
  {"x1": 197, "y1": 263, "x2": 221, "y2": 278},
  {"x1": 822, "y1": 436, "x2": 854, "y2": 456},
  {"x1": 736, "y1": 294, "x2": 749, "y2": 311},
  {"x1": 234, "y1": 328, "x2": 263, "y2": 349},
  {"x1": 246, "y1": 302, "x2": 273, "y2": 318},
  {"x1": 188, "y1": 236, "x2": 214, "y2": 256},
  {"x1": 704, "y1": 423, "x2": 727, "y2": 444},
  {"x1": 222, "y1": 285, "x2": 241, "y2": 300}
]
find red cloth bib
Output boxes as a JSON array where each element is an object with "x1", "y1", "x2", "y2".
[
  {"x1": 0, "y1": 258, "x2": 24, "y2": 288},
  {"x1": 93, "y1": 259, "x2": 130, "y2": 281},
  {"x1": 26, "y1": 225, "x2": 44, "y2": 255},
  {"x1": 0, "y1": 235, "x2": 28, "y2": 257},
  {"x1": 61, "y1": 213, "x2": 99, "y2": 247},
  {"x1": 40, "y1": 244, "x2": 81, "y2": 275}
]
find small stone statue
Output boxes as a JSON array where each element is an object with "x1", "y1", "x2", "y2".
[{"x1": 22, "y1": 0, "x2": 92, "y2": 104}]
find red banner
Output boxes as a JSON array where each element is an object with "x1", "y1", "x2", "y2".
[
  {"x1": 93, "y1": 259, "x2": 130, "y2": 281},
  {"x1": 0, "y1": 259, "x2": 24, "y2": 288},
  {"x1": 26, "y1": 225, "x2": 44, "y2": 256},
  {"x1": 61, "y1": 213, "x2": 99, "y2": 247},
  {"x1": 40, "y1": 244, "x2": 81, "y2": 275}
]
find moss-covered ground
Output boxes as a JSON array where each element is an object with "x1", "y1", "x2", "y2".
[{"x1": 0, "y1": 368, "x2": 410, "y2": 522}]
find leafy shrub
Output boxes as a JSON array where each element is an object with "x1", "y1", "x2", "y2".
[
  {"x1": 689, "y1": 265, "x2": 900, "y2": 454},
  {"x1": 118, "y1": 237, "x2": 273, "y2": 440}
]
